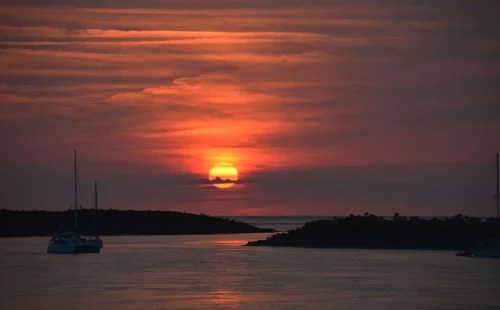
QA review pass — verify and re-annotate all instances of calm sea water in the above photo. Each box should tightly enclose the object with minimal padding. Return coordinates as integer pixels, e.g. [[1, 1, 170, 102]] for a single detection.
[[1, 233, 499, 310], [227, 216, 333, 231]]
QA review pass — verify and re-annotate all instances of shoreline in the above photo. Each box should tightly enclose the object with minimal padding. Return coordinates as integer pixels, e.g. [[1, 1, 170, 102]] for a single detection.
[[245, 242, 466, 251], [1, 231, 275, 238], [244, 214, 500, 251], [0, 209, 276, 237]]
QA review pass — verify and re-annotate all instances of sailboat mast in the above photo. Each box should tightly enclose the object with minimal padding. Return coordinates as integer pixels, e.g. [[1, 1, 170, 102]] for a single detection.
[[94, 181, 98, 234], [95, 181, 98, 211], [497, 152, 499, 219], [74, 149, 78, 231]]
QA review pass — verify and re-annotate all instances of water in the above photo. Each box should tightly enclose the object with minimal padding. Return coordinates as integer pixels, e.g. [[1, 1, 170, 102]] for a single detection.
[[1, 234, 499, 310], [227, 216, 332, 232]]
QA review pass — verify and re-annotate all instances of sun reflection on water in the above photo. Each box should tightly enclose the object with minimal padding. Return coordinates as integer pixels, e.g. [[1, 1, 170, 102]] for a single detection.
[[208, 289, 244, 307], [216, 239, 248, 246]]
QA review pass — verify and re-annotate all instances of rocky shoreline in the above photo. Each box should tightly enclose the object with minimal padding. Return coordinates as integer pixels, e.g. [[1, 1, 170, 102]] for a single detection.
[[246, 213, 500, 251]]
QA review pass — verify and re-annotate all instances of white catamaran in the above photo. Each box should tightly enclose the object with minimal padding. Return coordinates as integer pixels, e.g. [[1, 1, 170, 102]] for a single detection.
[[47, 150, 101, 254]]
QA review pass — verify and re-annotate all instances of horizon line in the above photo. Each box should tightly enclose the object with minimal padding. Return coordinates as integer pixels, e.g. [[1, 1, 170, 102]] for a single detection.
[[1, 208, 495, 218]]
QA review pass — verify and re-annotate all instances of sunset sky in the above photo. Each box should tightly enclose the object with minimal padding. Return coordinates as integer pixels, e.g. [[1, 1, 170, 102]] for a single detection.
[[1, 0, 499, 216]]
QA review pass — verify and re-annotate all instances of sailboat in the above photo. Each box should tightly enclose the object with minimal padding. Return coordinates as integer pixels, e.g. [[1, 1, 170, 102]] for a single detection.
[[47, 150, 101, 254], [456, 153, 500, 258], [86, 181, 104, 248]]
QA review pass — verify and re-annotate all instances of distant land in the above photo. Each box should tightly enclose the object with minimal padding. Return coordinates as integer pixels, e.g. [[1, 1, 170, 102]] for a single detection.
[[246, 213, 500, 251], [0, 209, 275, 237]]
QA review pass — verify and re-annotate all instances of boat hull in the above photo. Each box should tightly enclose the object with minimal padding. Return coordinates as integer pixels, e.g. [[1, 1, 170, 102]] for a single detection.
[[86, 239, 104, 248], [74, 244, 101, 253], [456, 250, 500, 258], [47, 244, 101, 254]]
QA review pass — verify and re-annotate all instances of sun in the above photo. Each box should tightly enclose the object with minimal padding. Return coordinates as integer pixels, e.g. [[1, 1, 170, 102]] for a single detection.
[[209, 162, 238, 189]]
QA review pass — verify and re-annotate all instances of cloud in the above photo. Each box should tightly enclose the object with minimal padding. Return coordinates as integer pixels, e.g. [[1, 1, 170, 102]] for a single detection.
[[0, 0, 499, 215]]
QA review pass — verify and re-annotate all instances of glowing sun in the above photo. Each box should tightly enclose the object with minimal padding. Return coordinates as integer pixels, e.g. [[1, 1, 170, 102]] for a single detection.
[[209, 162, 238, 189]]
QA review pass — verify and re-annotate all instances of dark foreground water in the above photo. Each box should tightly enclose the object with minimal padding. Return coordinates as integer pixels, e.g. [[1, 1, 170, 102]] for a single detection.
[[1, 234, 499, 310]]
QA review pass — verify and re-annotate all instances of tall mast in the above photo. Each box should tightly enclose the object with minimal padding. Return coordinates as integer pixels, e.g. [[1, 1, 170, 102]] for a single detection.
[[496, 153, 499, 219], [74, 149, 78, 231], [94, 181, 98, 234], [95, 181, 98, 211]]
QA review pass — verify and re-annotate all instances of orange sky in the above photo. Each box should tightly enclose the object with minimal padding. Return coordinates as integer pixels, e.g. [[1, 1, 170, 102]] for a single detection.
[[1, 1, 499, 216]]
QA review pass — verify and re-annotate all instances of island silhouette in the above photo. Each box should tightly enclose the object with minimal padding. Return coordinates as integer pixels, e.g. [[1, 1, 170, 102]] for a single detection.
[[0, 209, 274, 237], [210, 177, 235, 184], [246, 213, 500, 251]]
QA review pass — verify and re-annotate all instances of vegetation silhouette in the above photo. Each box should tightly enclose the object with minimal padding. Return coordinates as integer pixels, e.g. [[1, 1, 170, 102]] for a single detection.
[[0, 209, 275, 237], [246, 213, 500, 250], [211, 177, 235, 184]]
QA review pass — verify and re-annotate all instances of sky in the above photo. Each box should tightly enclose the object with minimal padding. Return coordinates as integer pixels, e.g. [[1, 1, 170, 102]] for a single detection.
[[1, 0, 499, 216]]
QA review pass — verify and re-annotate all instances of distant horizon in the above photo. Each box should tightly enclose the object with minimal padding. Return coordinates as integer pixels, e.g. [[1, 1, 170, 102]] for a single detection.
[[2, 208, 498, 219]]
